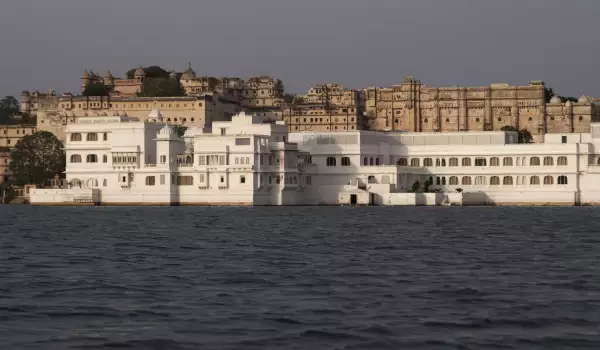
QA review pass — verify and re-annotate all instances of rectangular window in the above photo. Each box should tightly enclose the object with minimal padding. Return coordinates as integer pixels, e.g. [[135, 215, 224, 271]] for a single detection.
[[199, 174, 205, 182], [160, 175, 165, 185], [235, 138, 251, 145], [198, 156, 205, 165], [219, 156, 225, 165], [220, 176, 225, 183], [160, 155, 166, 164], [146, 176, 156, 186], [220, 128, 226, 135], [176, 176, 194, 186], [240, 175, 246, 184], [562, 136, 567, 144]]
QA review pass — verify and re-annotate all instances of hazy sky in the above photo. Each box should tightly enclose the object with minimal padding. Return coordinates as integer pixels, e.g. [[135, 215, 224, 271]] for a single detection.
[[1, 0, 598, 98]]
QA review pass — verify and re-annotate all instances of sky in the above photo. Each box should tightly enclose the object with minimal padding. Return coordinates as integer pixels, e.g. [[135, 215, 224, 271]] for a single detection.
[[1, 0, 598, 99]]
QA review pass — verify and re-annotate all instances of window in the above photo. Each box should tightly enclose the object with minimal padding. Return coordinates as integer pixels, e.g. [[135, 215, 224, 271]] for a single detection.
[[562, 136, 567, 144], [449, 157, 458, 167], [490, 157, 500, 166], [70, 133, 82, 141], [198, 156, 206, 165], [369, 158, 374, 166], [462, 158, 471, 166], [462, 176, 472, 185], [199, 174, 205, 182], [176, 176, 194, 185], [86, 133, 98, 141], [557, 156, 567, 166], [475, 157, 487, 166], [503, 157, 513, 166], [103, 179, 107, 187], [397, 158, 408, 166], [375, 158, 380, 165], [490, 176, 500, 185], [341, 157, 351, 166], [475, 176, 486, 185], [220, 176, 225, 183], [103, 133, 108, 141], [503, 176, 513, 185], [235, 138, 251, 145], [146, 176, 156, 186], [436, 158, 441, 167], [543, 176, 554, 185], [86, 154, 98, 163], [160, 155, 167, 164], [240, 175, 246, 184], [423, 158, 433, 167], [449, 176, 459, 185], [103, 155, 108, 163], [530, 157, 540, 166], [543, 156, 554, 166], [326, 157, 336, 166], [160, 175, 165, 185], [363, 157, 368, 166], [530, 176, 540, 185], [558, 176, 568, 185], [70, 154, 82, 163], [220, 128, 226, 135]]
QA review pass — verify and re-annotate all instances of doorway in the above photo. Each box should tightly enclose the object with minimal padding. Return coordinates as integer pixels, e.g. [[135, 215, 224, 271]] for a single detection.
[[350, 194, 357, 205]]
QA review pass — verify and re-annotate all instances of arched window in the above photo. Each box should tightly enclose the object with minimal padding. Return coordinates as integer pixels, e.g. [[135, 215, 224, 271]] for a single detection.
[[530, 156, 540, 166], [449, 176, 459, 185], [449, 157, 458, 167], [558, 175, 568, 185], [146, 176, 156, 186], [186, 155, 193, 164], [436, 177, 441, 185], [369, 157, 374, 166], [475, 157, 487, 166], [490, 176, 500, 185], [462, 176, 472, 185], [490, 157, 500, 166], [86, 154, 98, 163], [70, 133, 82, 142], [435, 158, 441, 167], [368, 175, 377, 184], [462, 158, 471, 166], [503, 176, 513, 185], [410, 158, 420, 167], [103, 155, 108, 163], [70, 154, 82, 163], [341, 157, 351, 166], [475, 176, 487, 185], [86, 133, 98, 141], [103, 179, 107, 187], [441, 159, 446, 166], [530, 176, 540, 185], [103, 133, 108, 141], [397, 158, 408, 166], [363, 157, 368, 166], [503, 157, 513, 166], [442, 177, 446, 185], [516, 157, 521, 166], [543, 156, 554, 166], [326, 157, 336, 166], [235, 157, 239, 164], [375, 158, 380, 165], [423, 158, 433, 167], [557, 156, 567, 166], [543, 176, 554, 185]]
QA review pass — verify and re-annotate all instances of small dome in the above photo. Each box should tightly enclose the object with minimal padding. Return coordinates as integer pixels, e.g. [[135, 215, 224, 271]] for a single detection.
[[181, 62, 196, 79], [134, 67, 146, 77], [549, 95, 562, 104], [158, 124, 174, 137], [578, 95, 591, 104], [169, 70, 177, 79], [148, 108, 163, 121]]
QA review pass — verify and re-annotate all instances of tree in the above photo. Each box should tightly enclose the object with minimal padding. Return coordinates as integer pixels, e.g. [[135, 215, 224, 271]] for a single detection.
[[0, 96, 20, 124], [171, 125, 187, 137], [411, 180, 420, 192], [9, 131, 65, 186], [501, 125, 533, 143], [138, 78, 184, 97], [126, 65, 170, 79], [82, 83, 109, 96]]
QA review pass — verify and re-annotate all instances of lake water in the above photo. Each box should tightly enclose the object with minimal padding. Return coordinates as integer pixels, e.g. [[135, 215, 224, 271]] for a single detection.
[[2, 206, 600, 349]]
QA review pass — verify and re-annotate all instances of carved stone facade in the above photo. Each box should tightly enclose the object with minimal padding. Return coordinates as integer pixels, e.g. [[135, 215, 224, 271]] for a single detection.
[[361, 77, 600, 141]]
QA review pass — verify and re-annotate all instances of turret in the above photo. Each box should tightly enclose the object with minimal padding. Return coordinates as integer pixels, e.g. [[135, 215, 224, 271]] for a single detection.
[[81, 70, 91, 92]]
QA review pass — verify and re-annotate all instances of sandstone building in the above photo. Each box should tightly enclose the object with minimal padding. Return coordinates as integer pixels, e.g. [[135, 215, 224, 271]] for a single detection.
[[0, 125, 37, 184]]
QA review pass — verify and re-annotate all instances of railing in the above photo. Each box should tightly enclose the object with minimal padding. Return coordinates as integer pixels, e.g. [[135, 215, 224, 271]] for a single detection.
[[145, 163, 157, 167]]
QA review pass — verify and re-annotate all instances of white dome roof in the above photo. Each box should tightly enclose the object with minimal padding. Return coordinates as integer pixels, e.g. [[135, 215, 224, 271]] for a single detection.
[[148, 108, 163, 121], [549, 96, 562, 104], [579, 95, 591, 104], [158, 124, 174, 137]]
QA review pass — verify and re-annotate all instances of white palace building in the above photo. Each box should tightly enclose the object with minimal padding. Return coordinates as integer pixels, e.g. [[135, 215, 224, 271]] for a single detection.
[[29, 109, 600, 206]]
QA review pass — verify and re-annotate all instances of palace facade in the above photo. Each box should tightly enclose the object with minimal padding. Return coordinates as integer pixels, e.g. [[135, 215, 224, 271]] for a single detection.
[[28, 110, 600, 206], [0, 125, 37, 184]]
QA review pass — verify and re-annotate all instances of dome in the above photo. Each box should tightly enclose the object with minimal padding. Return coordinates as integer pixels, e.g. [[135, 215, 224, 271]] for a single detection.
[[134, 67, 146, 77], [578, 95, 591, 104], [148, 108, 163, 121], [158, 124, 174, 137], [549, 95, 562, 104], [169, 70, 177, 79], [181, 62, 196, 79]]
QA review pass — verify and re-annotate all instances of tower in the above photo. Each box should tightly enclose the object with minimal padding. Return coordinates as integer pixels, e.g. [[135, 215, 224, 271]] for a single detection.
[[81, 70, 91, 93]]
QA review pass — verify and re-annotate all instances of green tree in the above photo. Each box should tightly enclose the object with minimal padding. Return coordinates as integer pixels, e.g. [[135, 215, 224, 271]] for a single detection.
[[82, 83, 109, 96], [126, 65, 170, 79], [411, 180, 420, 192], [0, 96, 20, 124], [501, 125, 533, 144], [9, 131, 65, 185], [138, 78, 184, 97], [171, 125, 187, 137]]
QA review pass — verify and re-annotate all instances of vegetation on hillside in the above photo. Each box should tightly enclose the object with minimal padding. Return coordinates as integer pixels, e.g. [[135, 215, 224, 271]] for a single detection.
[[138, 78, 185, 97], [9, 131, 65, 185], [82, 83, 109, 97]]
